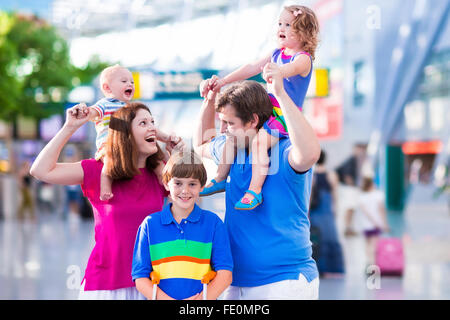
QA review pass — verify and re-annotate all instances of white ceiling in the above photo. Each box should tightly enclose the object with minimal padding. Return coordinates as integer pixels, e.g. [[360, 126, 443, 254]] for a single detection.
[[50, 0, 279, 37]]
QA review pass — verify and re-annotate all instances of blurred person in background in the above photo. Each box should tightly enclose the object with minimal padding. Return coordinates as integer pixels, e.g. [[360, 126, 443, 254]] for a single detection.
[[30, 102, 184, 300], [199, 5, 319, 211], [357, 176, 390, 266], [309, 150, 345, 277], [336, 144, 367, 236], [17, 160, 35, 221]]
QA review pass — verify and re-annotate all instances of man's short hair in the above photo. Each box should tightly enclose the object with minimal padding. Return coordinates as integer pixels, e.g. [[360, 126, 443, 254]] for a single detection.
[[216, 81, 273, 129], [162, 150, 207, 187]]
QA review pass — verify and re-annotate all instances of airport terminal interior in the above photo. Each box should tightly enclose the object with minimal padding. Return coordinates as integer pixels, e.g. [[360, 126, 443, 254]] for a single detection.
[[0, 0, 449, 300]]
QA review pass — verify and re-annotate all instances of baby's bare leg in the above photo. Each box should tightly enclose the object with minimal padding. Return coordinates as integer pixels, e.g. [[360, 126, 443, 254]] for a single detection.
[[100, 156, 113, 201]]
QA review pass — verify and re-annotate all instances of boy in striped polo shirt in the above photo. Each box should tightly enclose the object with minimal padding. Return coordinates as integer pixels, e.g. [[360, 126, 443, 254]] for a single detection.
[[132, 151, 233, 300], [84, 64, 176, 201]]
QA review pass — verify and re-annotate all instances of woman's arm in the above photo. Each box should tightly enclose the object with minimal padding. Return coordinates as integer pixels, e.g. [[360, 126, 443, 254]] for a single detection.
[[30, 104, 90, 185]]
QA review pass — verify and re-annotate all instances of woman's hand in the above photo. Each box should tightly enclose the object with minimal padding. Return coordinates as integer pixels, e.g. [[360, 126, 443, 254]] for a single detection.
[[64, 103, 90, 131], [165, 134, 185, 154]]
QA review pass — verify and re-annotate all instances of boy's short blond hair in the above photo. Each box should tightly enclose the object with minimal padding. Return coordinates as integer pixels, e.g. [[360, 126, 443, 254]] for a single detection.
[[99, 64, 124, 94], [162, 150, 207, 187]]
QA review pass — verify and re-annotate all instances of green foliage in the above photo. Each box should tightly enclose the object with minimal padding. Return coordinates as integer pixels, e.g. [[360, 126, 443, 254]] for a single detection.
[[0, 11, 108, 122]]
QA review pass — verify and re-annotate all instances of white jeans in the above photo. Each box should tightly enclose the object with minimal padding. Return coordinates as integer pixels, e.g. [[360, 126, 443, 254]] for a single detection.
[[78, 280, 146, 300], [221, 274, 319, 300]]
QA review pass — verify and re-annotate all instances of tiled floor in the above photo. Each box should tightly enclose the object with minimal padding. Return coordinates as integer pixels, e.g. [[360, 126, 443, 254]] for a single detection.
[[0, 183, 448, 300]]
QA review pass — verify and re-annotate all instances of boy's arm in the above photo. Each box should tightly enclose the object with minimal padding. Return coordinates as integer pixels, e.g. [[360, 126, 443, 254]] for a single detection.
[[204, 270, 232, 300]]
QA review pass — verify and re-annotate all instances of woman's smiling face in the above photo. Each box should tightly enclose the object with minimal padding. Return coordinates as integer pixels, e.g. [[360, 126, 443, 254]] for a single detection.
[[131, 108, 158, 158]]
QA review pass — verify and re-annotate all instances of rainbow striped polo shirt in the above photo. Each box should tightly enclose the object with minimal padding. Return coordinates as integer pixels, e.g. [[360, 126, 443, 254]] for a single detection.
[[132, 203, 233, 300]]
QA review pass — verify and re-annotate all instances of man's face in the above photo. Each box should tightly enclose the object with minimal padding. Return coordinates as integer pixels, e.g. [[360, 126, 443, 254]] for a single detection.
[[218, 104, 258, 148]]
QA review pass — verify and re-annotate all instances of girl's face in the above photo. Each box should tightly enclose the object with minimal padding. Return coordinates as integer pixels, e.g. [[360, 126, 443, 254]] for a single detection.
[[277, 10, 301, 50], [131, 108, 158, 158], [166, 177, 203, 212], [104, 68, 135, 102]]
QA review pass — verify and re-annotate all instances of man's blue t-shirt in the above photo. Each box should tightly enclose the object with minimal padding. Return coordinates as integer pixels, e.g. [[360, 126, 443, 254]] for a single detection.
[[210, 135, 318, 287]]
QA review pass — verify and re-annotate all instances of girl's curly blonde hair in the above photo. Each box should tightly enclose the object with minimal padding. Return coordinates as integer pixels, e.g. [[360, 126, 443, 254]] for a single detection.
[[283, 5, 320, 60]]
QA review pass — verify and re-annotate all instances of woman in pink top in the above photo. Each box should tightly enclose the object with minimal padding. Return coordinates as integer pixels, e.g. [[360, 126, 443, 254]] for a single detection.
[[30, 102, 183, 299]]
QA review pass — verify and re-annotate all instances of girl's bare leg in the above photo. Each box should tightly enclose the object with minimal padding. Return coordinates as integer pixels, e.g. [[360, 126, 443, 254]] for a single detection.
[[241, 130, 278, 202]]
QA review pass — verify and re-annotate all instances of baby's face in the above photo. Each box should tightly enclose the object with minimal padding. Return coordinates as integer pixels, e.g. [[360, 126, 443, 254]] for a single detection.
[[104, 68, 135, 102]]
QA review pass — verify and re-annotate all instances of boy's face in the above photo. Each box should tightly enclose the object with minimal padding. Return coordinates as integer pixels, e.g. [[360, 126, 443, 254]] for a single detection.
[[103, 68, 135, 102], [165, 177, 204, 211]]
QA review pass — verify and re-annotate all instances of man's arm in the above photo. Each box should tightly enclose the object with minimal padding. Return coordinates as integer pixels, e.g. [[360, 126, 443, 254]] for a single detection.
[[193, 89, 219, 160], [264, 63, 321, 172]]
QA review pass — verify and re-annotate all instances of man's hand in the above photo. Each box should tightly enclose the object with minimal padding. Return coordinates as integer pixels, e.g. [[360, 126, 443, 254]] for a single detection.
[[263, 62, 285, 97], [200, 75, 223, 98]]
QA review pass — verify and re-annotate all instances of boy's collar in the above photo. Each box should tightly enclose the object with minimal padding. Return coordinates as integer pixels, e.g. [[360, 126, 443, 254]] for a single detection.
[[161, 203, 202, 225]]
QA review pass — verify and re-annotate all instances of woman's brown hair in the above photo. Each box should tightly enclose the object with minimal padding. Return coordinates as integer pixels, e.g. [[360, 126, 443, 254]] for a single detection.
[[283, 5, 320, 60], [104, 102, 165, 180]]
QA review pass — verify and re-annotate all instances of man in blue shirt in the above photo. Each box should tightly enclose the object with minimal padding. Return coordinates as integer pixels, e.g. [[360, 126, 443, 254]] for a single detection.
[[193, 64, 321, 299]]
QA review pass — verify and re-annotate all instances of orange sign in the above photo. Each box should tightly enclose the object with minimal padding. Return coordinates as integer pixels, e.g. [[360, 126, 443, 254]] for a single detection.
[[402, 141, 443, 155]]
